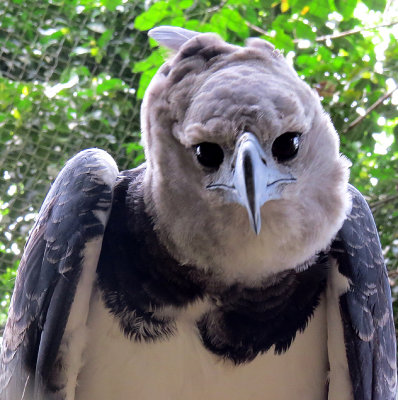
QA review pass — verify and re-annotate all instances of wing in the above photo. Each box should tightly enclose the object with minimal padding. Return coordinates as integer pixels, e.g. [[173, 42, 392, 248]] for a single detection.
[[330, 184, 397, 400], [0, 149, 118, 400]]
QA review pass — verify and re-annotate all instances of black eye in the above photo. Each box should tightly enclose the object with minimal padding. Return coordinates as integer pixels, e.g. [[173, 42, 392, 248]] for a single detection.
[[272, 132, 301, 162], [194, 142, 224, 169]]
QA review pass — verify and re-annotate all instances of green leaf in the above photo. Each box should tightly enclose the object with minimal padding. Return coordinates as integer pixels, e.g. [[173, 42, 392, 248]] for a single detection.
[[124, 141, 144, 155], [96, 78, 127, 94], [244, 6, 260, 25], [100, 0, 123, 11], [76, 89, 95, 98], [133, 51, 164, 73], [134, 2, 169, 31], [270, 28, 295, 52], [317, 46, 332, 60], [137, 68, 158, 99], [361, 0, 385, 11], [335, 0, 357, 19], [296, 54, 318, 67], [210, 12, 228, 31], [184, 20, 215, 34], [17, 98, 33, 112], [272, 15, 289, 30], [308, 0, 330, 19], [98, 29, 114, 48], [169, 17, 186, 27], [177, 0, 194, 9], [294, 20, 316, 40], [133, 59, 153, 73], [220, 8, 250, 39]]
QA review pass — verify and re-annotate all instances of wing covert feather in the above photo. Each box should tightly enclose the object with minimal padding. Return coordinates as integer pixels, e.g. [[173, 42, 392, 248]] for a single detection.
[[331, 185, 397, 400], [0, 148, 118, 400]]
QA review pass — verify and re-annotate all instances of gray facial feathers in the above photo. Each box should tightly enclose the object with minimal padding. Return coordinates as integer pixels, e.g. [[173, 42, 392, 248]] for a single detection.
[[141, 26, 350, 282]]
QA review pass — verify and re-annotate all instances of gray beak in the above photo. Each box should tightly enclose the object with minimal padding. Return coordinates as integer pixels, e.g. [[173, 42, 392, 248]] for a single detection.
[[233, 133, 295, 235]]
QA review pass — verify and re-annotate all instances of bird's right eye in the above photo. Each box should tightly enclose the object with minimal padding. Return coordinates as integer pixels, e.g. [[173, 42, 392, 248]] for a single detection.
[[194, 142, 224, 169]]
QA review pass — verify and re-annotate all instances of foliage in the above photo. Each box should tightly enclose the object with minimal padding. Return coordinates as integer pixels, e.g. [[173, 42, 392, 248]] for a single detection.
[[0, 0, 397, 329]]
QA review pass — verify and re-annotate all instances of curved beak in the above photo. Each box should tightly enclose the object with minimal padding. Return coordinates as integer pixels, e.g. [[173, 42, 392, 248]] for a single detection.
[[232, 133, 295, 235]]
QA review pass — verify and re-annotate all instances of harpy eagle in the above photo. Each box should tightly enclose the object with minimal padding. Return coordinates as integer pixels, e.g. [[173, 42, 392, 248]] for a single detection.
[[0, 26, 396, 400]]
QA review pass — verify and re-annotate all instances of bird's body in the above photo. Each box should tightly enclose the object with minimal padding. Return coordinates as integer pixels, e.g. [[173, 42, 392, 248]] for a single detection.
[[0, 26, 396, 400], [73, 289, 329, 400], [74, 166, 330, 400], [51, 165, 344, 400]]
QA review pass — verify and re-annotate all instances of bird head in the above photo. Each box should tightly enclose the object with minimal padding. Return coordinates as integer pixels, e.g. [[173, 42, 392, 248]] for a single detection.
[[141, 27, 351, 284]]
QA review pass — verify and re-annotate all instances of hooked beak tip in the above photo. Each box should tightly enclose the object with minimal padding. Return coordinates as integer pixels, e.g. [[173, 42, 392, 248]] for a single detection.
[[249, 213, 262, 236]]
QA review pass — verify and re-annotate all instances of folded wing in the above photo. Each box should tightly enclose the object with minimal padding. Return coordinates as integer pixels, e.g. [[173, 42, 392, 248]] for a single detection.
[[0, 149, 118, 400]]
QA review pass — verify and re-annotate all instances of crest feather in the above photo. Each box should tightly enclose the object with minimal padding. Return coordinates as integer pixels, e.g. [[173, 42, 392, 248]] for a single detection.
[[148, 26, 199, 51]]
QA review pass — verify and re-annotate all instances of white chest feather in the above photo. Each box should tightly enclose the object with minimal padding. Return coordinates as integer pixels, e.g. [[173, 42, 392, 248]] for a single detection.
[[325, 259, 353, 400], [74, 290, 329, 400]]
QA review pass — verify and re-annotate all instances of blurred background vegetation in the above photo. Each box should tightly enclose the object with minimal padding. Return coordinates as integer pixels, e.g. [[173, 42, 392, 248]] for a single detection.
[[0, 0, 397, 334]]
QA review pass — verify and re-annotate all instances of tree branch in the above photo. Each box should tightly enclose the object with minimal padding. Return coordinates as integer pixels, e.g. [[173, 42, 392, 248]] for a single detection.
[[370, 194, 398, 212], [189, 0, 227, 18], [205, 0, 228, 14], [343, 87, 398, 134], [388, 269, 398, 280], [245, 21, 272, 38], [244, 20, 398, 46], [315, 20, 398, 42]]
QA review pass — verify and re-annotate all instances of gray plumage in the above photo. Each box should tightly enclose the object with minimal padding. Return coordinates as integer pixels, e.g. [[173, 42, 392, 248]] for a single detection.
[[0, 26, 396, 400]]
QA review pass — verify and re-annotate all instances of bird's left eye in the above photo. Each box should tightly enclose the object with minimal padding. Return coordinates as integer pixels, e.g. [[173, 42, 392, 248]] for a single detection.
[[272, 132, 301, 162], [194, 142, 224, 169]]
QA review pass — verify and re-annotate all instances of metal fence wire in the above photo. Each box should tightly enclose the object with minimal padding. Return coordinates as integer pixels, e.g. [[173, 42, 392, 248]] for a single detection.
[[0, 0, 150, 285]]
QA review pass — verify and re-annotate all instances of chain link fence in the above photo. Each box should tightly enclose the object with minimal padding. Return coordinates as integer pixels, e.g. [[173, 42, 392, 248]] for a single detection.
[[0, 0, 151, 291], [1, 0, 398, 334]]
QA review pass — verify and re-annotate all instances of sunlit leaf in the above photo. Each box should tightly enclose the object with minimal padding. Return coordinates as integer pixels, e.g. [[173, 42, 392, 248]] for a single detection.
[[281, 0, 290, 13], [11, 108, 21, 120], [100, 0, 123, 11], [88, 22, 107, 33]]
